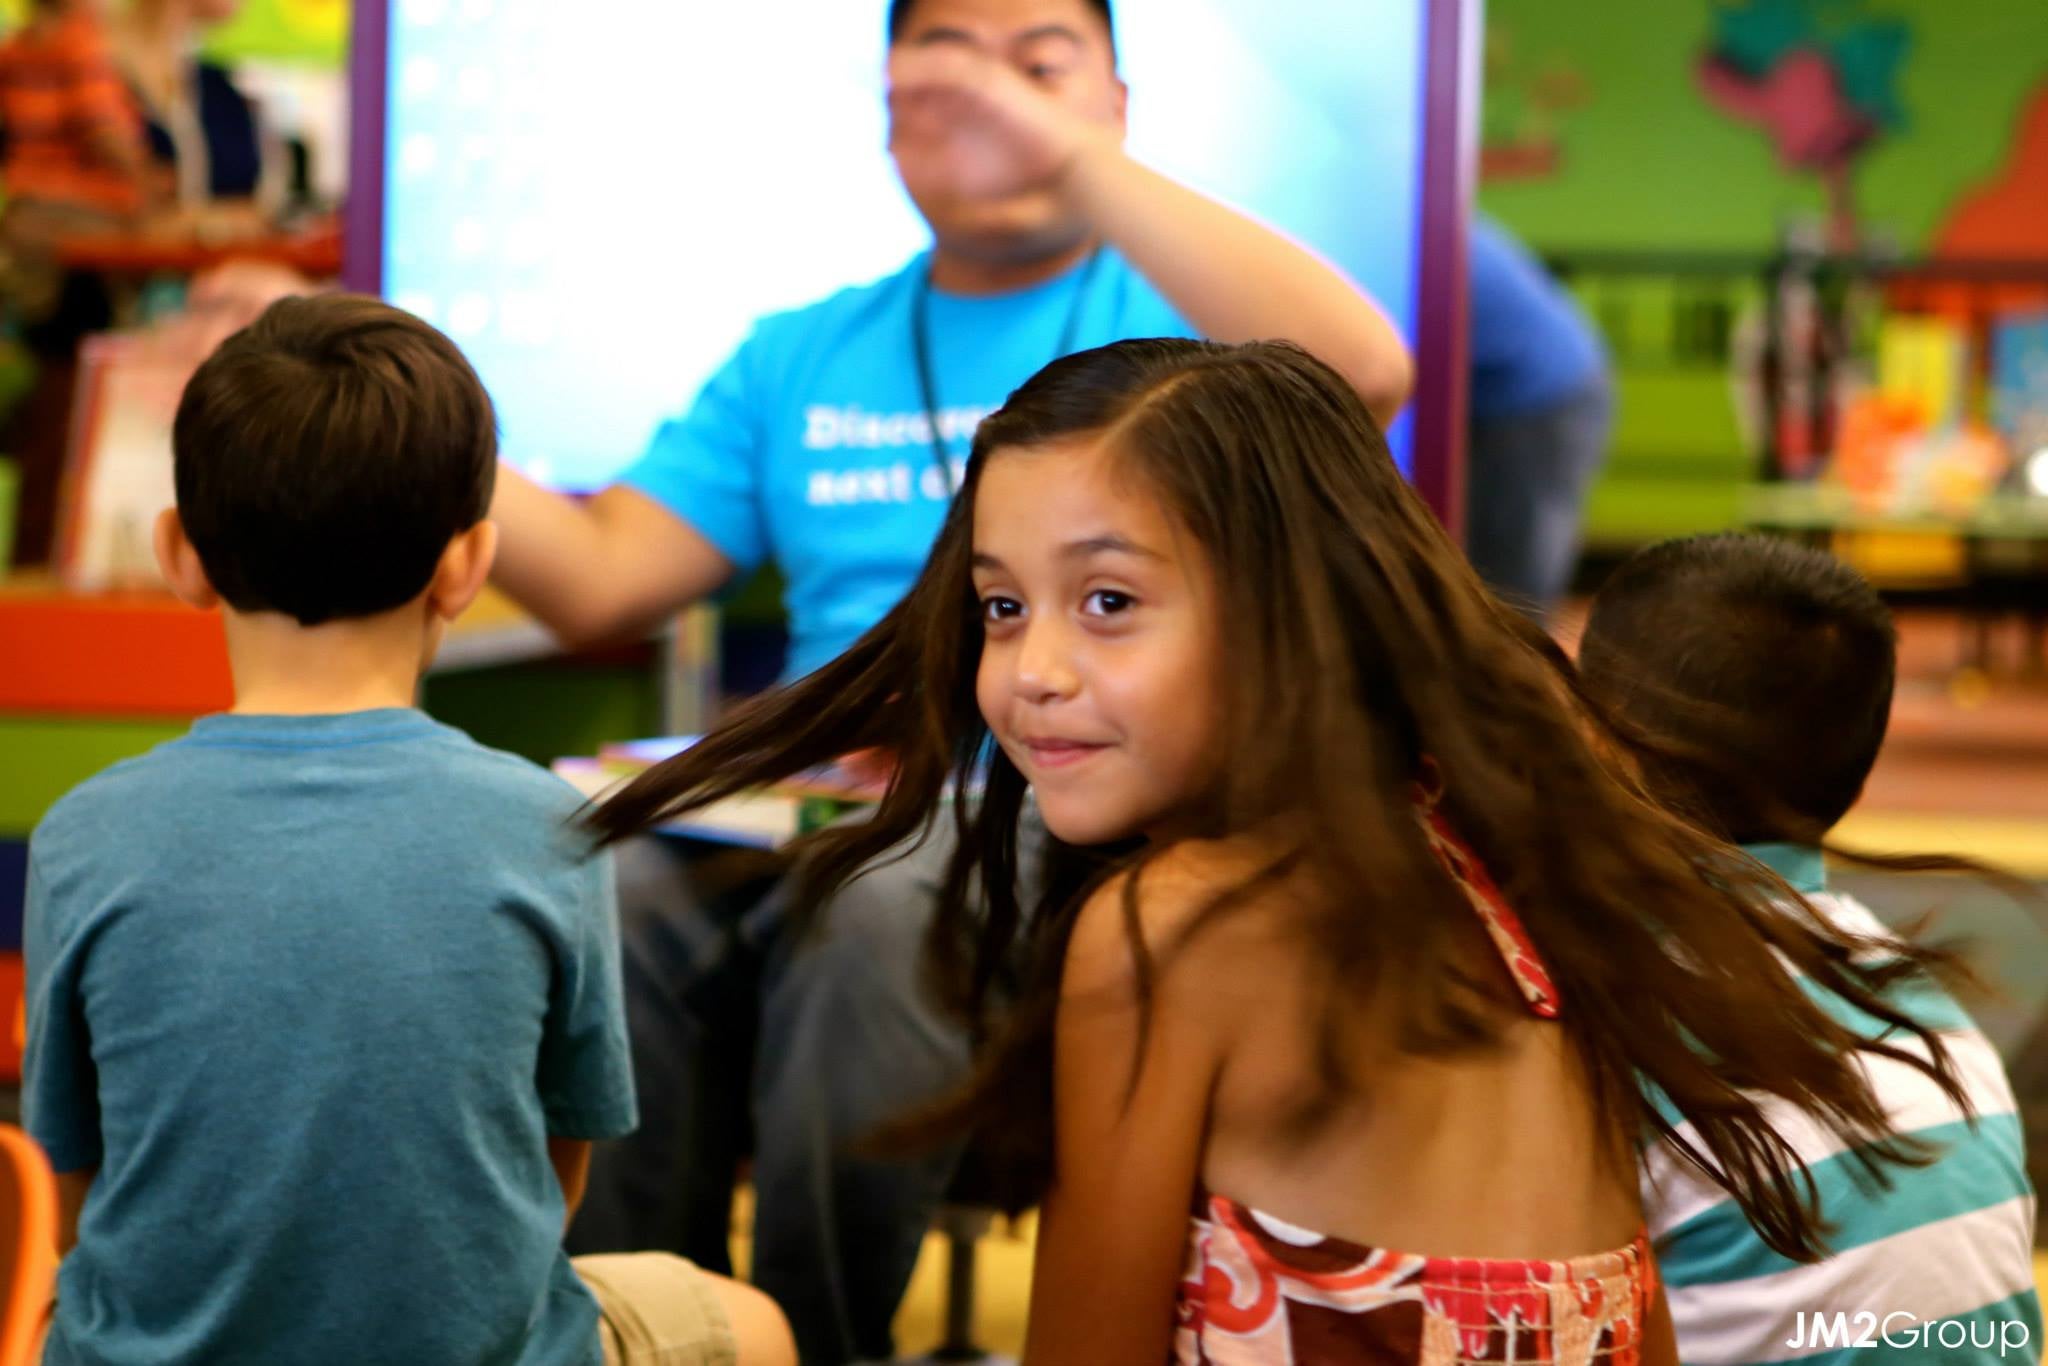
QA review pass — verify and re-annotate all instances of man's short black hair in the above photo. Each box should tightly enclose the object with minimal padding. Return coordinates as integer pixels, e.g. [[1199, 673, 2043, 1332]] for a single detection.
[[886, 0, 1114, 43], [172, 294, 497, 627], [1578, 533, 1897, 844]]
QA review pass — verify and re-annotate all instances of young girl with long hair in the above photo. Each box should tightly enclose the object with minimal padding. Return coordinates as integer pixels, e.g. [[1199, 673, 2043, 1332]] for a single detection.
[[591, 339, 1964, 1365]]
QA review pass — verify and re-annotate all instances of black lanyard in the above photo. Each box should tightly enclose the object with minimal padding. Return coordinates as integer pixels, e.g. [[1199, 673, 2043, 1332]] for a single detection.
[[910, 245, 1105, 497]]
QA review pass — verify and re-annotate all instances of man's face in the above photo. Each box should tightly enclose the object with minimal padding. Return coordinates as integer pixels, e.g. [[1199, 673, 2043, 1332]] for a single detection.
[[890, 0, 1127, 264]]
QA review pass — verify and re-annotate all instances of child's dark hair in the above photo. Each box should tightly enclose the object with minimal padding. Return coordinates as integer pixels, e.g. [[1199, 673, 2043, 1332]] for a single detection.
[[591, 338, 1965, 1262], [887, 0, 1113, 44], [172, 293, 496, 627], [1579, 534, 1894, 845]]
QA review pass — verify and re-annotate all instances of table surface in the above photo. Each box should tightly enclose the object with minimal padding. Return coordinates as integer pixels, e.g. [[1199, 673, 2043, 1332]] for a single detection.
[[1745, 482, 2048, 538]]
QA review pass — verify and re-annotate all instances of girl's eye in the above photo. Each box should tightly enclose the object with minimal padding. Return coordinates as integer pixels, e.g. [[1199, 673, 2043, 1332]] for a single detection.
[[981, 596, 1024, 623], [1082, 589, 1134, 617], [1026, 63, 1065, 82]]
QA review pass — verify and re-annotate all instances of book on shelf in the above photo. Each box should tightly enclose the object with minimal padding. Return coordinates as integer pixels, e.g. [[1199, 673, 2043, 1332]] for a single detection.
[[1992, 311, 2048, 459], [1876, 314, 1969, 430]]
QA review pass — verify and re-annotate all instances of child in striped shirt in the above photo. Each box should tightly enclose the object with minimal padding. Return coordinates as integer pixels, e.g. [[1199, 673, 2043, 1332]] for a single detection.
[[1580, 533, 2039, 1366], [0, 0, 148, 326], [0, 0, 147, 227]]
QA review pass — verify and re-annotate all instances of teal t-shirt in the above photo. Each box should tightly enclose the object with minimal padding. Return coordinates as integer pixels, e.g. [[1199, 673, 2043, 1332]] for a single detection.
[[621, 247, 1197, 682], [24, 710, 634, 1366]]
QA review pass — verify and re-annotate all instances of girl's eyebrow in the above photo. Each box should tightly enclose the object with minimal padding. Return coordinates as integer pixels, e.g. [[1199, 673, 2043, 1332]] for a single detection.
[[971, 536, 1165, 574], [1061, 534, 1165, 562]]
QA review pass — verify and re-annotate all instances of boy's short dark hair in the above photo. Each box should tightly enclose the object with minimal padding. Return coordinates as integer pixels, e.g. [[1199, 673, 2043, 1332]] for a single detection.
[[172, 294, 497, 627], [1578, 533, 1896, 844], [887, 0, 1114, 44]]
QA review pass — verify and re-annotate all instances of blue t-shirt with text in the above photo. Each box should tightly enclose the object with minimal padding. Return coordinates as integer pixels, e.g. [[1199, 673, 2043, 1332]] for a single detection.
[[24, 709, 635, 1366], [622, 248, 1196, 681]]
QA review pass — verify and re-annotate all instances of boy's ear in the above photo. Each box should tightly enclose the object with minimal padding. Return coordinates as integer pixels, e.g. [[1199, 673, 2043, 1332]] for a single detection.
[[426, 520, 498, 623], [152, 508, 220, 609]]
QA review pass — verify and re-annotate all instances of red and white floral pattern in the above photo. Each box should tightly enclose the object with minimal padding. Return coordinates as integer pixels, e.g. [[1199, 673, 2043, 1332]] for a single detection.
[[1175, 1196, 1656, 1366]]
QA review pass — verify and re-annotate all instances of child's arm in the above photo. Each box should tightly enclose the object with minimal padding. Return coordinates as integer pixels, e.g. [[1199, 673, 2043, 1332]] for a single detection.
[[537, 844, 637, 1226], [55, 1169, 95, 1255], [1022, 863, 1231, 1366], [22, 843, 108, 1259], [547, 1139, 591, 1232]]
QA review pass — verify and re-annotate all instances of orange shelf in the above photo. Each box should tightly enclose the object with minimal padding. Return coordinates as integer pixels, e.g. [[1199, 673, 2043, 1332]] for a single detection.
[[53, 221, 344, 279], [0, 581, 231, 717], [0, 580, 557, 718]]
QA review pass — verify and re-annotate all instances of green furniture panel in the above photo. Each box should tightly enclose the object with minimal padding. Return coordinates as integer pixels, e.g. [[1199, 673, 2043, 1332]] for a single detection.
[[0, 715, 189, 836]]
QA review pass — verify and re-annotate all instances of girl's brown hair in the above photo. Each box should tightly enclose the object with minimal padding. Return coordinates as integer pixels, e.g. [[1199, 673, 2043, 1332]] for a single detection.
[[591, 338, 1965, 1260]]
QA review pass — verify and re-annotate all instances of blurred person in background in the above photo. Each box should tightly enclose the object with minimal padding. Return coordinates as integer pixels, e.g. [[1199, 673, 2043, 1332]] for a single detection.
[[0, 0, 151, 566], [0, 0, 148, 319], [484, 0, 1411, 1360], [114, 0, 282, 232], [1465, 212, 1613, 617], [0, 0, 279, 569]]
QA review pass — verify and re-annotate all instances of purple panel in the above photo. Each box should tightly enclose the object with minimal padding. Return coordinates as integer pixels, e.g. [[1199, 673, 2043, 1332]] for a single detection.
[[342, 0, 390, 295], [1411, 0, 1480, 533]]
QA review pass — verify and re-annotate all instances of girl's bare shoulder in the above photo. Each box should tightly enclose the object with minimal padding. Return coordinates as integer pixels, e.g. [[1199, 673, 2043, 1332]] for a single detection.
[[1063, 835, 1310, 1003]]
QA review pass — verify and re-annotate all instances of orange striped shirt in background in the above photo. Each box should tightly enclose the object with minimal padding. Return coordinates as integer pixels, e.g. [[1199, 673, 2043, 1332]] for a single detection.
[[0, 12, 145, 216]]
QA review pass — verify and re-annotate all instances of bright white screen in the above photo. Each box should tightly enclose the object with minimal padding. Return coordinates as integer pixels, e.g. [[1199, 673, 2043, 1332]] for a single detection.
[[380, 0, 1426, 488]]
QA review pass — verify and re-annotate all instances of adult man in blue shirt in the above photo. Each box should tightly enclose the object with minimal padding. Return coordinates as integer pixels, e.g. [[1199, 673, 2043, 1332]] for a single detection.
[[487, 2, 1412, 1360], [1464, 213, 1613, 614]]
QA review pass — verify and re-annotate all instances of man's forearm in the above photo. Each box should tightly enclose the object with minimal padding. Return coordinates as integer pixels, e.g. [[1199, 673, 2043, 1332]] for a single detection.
[[488, 466, 624, 646], [488, 467, 734, 649], [1063, 141, 1413, 425]]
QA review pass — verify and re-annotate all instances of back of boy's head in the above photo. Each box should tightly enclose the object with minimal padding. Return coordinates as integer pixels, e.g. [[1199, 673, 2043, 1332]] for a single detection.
[[1578, 533, 1895, 845], [173, 293, 496, 627]]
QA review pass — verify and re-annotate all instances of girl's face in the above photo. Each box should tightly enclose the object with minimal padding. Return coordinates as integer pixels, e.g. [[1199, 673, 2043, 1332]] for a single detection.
[[972, 437, 1222, 845]]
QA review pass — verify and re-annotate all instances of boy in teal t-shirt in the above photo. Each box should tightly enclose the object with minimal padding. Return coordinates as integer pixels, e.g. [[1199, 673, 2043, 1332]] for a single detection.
[[23, 296, 792, 1366]]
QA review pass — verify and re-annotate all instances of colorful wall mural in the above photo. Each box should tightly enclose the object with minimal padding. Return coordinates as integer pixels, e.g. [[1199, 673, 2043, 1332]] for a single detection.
[[1480, 0, 2048, 256]]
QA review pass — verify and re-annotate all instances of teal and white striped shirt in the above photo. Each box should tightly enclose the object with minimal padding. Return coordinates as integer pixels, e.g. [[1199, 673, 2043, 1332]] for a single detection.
[[1643, 844, 2040, 1366]]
